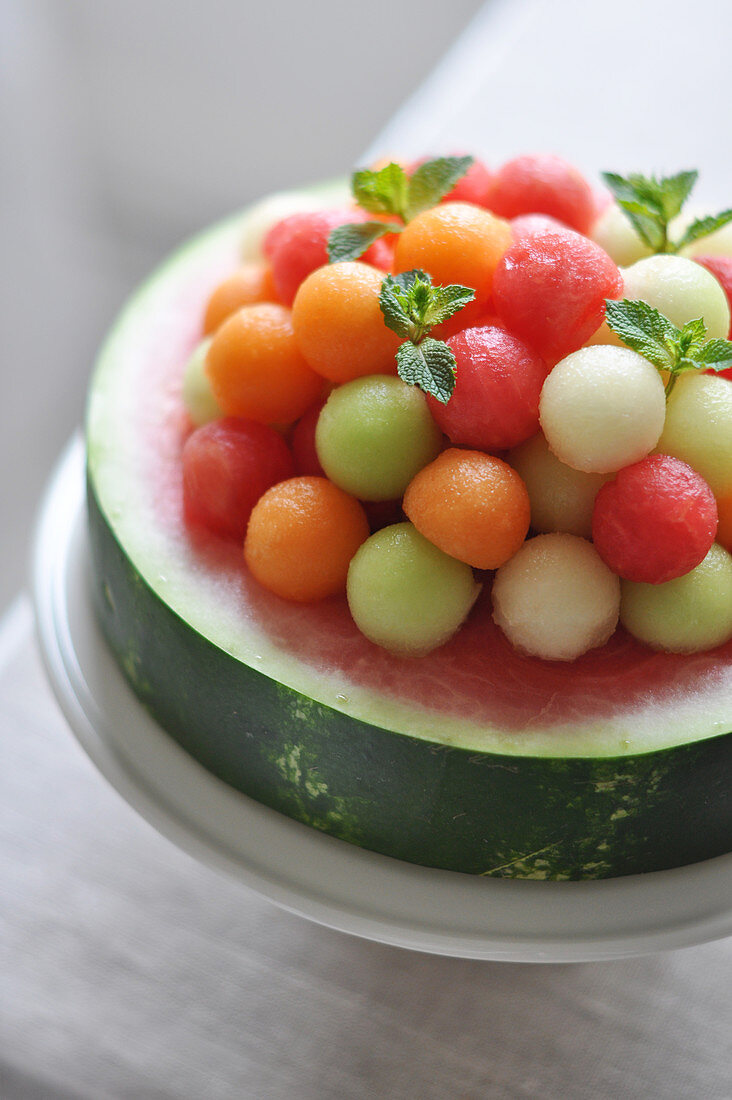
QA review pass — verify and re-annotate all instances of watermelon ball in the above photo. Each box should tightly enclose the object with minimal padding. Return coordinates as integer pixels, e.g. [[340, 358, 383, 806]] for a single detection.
[[589, 202, 653, 267], [292, 261, 402, 384], [592, 455, 718, 584], [291, 399, 327, 476], [403, 449, 530, 570], [508, 432, 609, 538], [539, 346, 666, 473], [492, 533, 621, 662], [244, 476, 369, 602], [206, 303, 323, 425], [347, 522, 481, 657], [492, 232, 623, 365], [182, 337, 222, 427], [425, 325, 548, 452], [238, 189, 342, 262], [266, 209, 393, 306], [657, 373, 732, 498], [315, 375, 442, 501], [182, 418, 294, 540], [622, 255, 730, 340], [510, 213, 575, 242], [620, 543, 732, 653], [715, 491, 732, 553], [692, 255, 732, 339], [485, 154, 596, 235]]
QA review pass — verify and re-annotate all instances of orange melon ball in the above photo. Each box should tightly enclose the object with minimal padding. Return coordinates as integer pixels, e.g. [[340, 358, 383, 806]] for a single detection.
[[206, 303, 323, 424], [394, 203, 512, 307], [244, 476, 370, 601], [203, 263, 278, 334], [292, 261, 402, 383], [403, 448, 530, 569]]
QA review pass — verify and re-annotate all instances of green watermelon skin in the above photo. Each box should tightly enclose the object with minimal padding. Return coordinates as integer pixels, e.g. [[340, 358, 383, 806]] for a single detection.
[[88, 479, 732, 881]]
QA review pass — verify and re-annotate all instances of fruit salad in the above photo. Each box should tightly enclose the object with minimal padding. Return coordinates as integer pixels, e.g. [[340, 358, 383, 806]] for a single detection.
[[180, 154, 732, 663]]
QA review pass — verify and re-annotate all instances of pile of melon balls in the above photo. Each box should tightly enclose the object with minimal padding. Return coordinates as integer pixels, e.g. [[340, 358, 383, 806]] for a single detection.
[[181, 154, 732, 661]]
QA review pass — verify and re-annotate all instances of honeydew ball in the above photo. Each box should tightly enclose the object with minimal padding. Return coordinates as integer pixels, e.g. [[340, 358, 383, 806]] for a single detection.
[[182, 337, 222, 426], [316, 375, 442, 501], [620, 543, 732, 653], [656, 373, 732, 497], [622, 254, 730, 339], [347, 522, 481, 657], [508, 432, 609, 537], [539, 346, 666, 473], [677, 213, 732, 258], [492, 533, 621, 661], [238, 188, 347, 262], [590, 203, 653, 267]]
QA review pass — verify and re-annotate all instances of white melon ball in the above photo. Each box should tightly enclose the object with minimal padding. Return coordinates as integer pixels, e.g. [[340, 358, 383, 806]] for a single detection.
[[492, 533, 621, 661], [656, 373, 732, 497], [508, 432, 609, 537], [621, 543, 732, 653], [676, 210, 732, 258], [539, 346, 666, 473], [182, 337, 222, 426], [590, 202, 653, 267], [622, 254, 730, 339], [238, 188, 347, 261]]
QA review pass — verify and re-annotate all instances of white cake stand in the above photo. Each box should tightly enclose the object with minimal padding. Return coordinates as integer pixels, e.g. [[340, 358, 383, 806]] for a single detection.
[[32, 438, 732, 962]]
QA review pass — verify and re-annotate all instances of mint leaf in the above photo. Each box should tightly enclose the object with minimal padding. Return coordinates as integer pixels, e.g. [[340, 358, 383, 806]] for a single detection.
[[352, 162, 409, 219], [405, 155, 474, 219], [423, 283, 476, 328], [327, 220, 399, 263], [396, 338, 456, 403], [676, 209, 732, 251], [379, 270, 474, 343], [604, 299, 678, 370], [379, 272, 422, 340], [677, 316, 708, 357], [691, 338, 732, 372], [602, 169, 700, 253]]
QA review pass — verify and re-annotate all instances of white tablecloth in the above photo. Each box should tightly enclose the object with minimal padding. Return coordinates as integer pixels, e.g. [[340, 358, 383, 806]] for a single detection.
[[1, 598, 731, 1098]]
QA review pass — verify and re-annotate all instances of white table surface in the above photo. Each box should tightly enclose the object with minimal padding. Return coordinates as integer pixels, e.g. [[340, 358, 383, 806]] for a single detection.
[[3, 1, 732, 1096]]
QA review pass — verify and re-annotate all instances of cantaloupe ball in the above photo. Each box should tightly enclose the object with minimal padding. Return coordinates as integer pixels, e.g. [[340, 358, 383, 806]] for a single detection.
[[590, 203, 653, 267], [622, 255, 730, 339], [620, 543, 732, 653], [347, 523, 481, 657], [508, 432, 610, 537], [656, 373, 732, 497], [238, 189, 347, 262], [539, 346, 666, 473], [182, 337, 222, 426], [492, 533, 621, 661]]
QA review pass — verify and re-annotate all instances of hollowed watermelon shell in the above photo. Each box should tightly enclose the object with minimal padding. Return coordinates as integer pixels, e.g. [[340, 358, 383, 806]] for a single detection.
[[86, 189, 732, 881]]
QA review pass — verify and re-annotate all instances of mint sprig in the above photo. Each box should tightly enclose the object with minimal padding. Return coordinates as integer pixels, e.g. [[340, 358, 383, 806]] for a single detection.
[[602, 170, 732, 254], [379, 270, 475, 403], [328, 156, 474, 263], [604, 298, 732, 395]]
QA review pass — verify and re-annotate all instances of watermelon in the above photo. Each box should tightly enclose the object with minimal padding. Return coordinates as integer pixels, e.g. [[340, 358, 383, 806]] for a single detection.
[[86, 189, 732, 881]]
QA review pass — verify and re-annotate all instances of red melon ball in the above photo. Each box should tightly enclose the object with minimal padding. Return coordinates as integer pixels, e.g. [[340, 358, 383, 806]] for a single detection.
[[486, 154, 597, 235], [591, 454, 718, 584]]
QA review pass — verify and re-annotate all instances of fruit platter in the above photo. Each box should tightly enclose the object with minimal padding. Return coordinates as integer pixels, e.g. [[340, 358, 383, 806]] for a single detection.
[[77, 154, 732, 886]]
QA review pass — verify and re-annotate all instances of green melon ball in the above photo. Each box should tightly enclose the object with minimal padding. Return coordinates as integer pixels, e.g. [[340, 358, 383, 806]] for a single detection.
[[620, 543, 732, 653], [508, 432, 610, 538], [677, 213, 732, 258], [316, 375, 443, 501], [622, 254, 731, 339], [182, 337, 222, 426], [539, 346, 666, 473], [656, 373, 732, 497], [491, 533, 621, 662], [590, 202, 653, 267], [347, 522, 481, 657]]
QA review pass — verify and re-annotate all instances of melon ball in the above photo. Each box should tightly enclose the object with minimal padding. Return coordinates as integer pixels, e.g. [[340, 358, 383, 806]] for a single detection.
[[508, 432, 609, 537], [590, 202, 653, 267], [182, 337, 222, 426], [622, 255, 730, 339], [539, 346, 666, 473], [238, 189, 346, 262], [347, 523, 481, 657], [620, 543, 732, 653], [657, 373, 732, 497], [491, 533, 621, 661], [679, 216, 732, 259], [315, 375, 442, 501]]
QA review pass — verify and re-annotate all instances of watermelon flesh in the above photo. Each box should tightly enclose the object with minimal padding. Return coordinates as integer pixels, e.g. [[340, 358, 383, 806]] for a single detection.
[[86, 198, 732, 878]]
